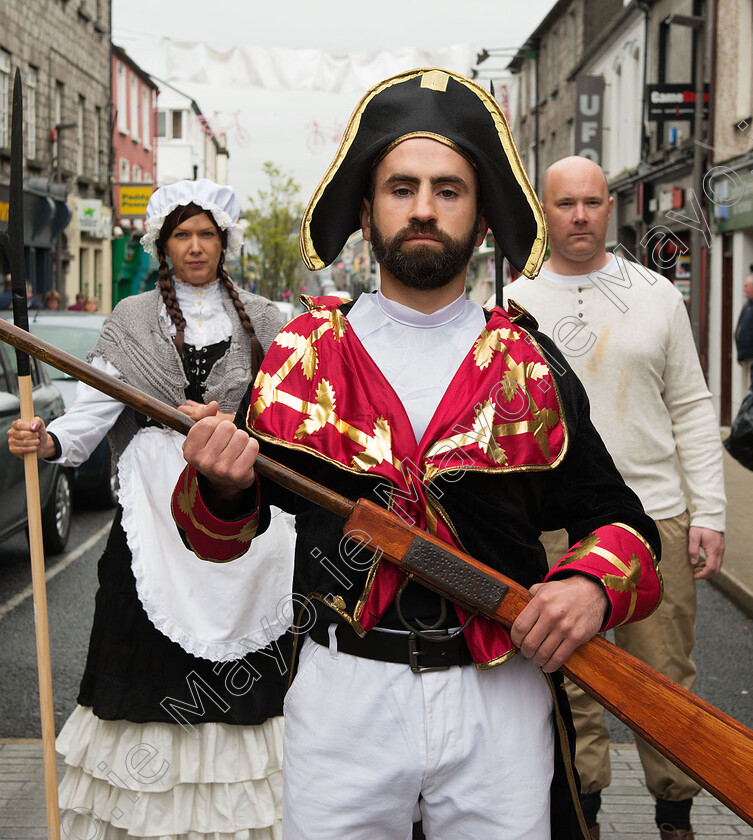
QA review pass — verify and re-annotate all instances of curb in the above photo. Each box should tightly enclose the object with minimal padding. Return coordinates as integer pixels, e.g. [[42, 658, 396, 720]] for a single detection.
[[710, 568, 753, 620]]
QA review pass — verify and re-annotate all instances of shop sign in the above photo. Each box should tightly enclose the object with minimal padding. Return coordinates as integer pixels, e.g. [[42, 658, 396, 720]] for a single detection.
[[575, 76, 605, 163], [119, 184, 153, 217], [647, 84, 709, 120], [78, 199, 102, 233], [709, 166, 753, 233]]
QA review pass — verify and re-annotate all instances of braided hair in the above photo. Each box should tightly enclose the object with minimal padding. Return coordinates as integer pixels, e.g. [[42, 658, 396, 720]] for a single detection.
[[155, 203, 264, 376]]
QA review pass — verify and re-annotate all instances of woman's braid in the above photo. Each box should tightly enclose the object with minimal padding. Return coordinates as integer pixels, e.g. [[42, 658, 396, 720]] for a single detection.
[[218, 250, 264, 377], [157, 251, 187, 355]]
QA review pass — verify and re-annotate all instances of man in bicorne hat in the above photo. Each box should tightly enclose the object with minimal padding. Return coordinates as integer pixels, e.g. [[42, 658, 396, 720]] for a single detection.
[[173, 69, 662, 839]]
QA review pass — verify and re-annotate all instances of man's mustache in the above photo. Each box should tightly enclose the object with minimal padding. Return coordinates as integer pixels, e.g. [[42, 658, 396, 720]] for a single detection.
[[395, 222, 451, 246]]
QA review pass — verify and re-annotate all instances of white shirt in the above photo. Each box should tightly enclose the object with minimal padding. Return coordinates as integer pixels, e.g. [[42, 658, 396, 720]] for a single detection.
[[505, 257, 726, 530], [347, 290, 486, 443]]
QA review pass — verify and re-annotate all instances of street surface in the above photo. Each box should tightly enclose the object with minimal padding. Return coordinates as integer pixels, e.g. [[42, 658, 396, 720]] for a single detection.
[[0, 507, 751, 738]]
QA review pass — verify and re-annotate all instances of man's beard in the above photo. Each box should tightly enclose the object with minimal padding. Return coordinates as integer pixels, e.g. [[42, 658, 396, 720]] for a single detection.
[[369, 215, 479, 291]]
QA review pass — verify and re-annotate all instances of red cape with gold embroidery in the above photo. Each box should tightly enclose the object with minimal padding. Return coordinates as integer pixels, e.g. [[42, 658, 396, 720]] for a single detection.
[[229, 295, 660, 666], [173, 295, 661, 667]]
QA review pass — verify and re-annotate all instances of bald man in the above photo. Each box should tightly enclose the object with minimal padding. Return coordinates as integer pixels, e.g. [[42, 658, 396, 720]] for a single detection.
[[505, 156, 726, 840]]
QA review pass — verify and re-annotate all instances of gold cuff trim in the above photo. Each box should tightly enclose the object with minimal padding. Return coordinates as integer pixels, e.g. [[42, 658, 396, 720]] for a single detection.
[[474, 647, 518, 670]]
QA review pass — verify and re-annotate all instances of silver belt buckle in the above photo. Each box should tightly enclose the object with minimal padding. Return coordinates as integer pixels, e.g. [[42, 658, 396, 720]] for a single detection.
[[408, 629, 452, 673]]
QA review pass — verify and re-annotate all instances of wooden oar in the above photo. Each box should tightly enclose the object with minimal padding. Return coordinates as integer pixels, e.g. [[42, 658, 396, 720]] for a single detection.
[[1, 315, 753, 825]]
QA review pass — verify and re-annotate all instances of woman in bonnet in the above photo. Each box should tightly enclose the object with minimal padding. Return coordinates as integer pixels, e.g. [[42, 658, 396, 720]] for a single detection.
[[8, 179, 293, 840]]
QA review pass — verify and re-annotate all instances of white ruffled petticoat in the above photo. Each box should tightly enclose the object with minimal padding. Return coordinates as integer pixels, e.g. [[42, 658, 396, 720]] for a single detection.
[[57, 706, 283, 839]]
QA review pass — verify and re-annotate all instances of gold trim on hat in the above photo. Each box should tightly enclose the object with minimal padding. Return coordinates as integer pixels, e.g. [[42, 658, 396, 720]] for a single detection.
[[299, 68, 547, 277], [372, 132, 478, 170]]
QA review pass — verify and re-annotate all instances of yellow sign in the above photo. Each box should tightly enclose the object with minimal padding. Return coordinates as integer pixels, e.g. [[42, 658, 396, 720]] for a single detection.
[[119, 185, 153, 217], [0, 201, 8, 223]]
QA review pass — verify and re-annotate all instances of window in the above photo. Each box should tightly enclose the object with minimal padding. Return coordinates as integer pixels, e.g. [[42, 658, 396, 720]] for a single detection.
[[94, 105, 101, 178], [119, 157, 130, 183], [26, 66, 37, 159], [0, 51, 10, 148], [130, 76, 139, 141], [171, 109, 182, 139], [77, 96, 85, 175], [142, 88, 151, 148], [157, 110, 166, 138], [550, 31, 558, 92], [132, 164, 141, 182], [54, 81, 63, 127], [117, 65, 127, 134], [737, 0, 753, 119]]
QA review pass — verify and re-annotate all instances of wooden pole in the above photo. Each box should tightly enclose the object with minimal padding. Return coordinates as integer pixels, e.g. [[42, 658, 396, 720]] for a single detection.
[[0, 68, 61, 839], [18, 377, 61, 838]]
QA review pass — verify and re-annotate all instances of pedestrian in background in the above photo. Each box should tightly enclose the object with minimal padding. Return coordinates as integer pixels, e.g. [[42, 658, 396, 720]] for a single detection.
[[0, 274, 12, 308], [44, 289, 61, 310], [82, 295, 98, 312], [505, 156, 726, 840], [8, 179, 292, 840], [68, 292, 85, 310], [735, 267, 753, 389]]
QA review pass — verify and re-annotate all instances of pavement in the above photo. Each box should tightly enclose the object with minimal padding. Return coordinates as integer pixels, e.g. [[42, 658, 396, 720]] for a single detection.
[[0, 441, 751, 840]]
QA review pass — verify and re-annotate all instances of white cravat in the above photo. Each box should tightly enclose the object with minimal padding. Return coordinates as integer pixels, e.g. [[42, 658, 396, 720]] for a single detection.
[[347, 290, 486, 443]]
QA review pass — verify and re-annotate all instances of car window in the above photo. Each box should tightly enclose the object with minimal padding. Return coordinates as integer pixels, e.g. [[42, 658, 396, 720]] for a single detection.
[[0, 347, 11, 394], [4, 347, 42, 388], [31, 324, 100, 381]]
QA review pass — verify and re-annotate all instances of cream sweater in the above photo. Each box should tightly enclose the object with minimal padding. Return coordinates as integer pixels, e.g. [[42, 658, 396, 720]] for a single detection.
[[505, 256, 726, 531]]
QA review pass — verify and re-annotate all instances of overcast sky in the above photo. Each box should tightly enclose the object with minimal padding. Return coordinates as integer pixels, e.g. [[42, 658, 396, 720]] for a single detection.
[[112, 1, 555, 206]]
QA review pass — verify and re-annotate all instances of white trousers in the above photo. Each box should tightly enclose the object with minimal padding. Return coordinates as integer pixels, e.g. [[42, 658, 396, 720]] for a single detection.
[[282, 629, 555, 840]]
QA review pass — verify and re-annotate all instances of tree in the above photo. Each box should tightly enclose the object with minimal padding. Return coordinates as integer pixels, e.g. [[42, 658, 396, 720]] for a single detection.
[[244, 162, 305, 300]]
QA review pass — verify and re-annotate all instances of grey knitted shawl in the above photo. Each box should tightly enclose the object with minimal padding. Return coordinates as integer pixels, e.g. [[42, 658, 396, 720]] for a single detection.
[[90, 286, 282, 459]]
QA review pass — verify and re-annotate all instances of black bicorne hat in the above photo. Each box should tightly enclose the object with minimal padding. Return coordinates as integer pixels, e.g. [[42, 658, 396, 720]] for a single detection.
[[300, 68, 547, 278]]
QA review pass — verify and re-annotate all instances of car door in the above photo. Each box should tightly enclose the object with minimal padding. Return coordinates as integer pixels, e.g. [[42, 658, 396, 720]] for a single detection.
[[0, 343, 65, 539]]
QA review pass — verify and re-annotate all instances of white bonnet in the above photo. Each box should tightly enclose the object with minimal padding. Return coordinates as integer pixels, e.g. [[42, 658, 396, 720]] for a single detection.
[[141, 179, 244, 259]]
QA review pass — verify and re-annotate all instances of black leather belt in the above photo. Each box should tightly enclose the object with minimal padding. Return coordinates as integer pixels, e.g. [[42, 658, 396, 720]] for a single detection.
[[309, 622, 474, 673]]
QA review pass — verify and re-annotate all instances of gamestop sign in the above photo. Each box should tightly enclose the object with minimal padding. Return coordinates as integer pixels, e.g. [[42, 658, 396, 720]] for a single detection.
[[575, 76, 605, 164]]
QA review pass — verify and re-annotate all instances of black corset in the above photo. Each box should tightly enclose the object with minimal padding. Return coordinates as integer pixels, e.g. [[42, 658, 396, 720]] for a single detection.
[[182, 338, 232, 402]]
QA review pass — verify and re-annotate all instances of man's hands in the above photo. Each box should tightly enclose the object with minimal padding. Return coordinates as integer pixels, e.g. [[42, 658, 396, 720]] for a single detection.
[[511, 575, 608, 673], [688, 526, 725, 579], [181, 415, 259, 504], [7, 417, 57, 460], [177, 399, 235, 424]]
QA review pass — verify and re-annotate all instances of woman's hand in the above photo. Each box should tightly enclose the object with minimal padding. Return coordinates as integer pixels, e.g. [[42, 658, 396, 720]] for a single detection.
[[7, 417, 57, 460], [177, 400, 235, 424]]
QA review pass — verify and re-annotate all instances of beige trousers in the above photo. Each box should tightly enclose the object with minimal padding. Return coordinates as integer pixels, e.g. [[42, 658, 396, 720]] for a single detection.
[[542, 511, 701, 801]]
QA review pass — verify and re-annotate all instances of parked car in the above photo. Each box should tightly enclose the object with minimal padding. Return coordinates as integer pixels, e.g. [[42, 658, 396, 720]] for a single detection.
[[0, 337, 72, 554], [27, 311, 118, 509]]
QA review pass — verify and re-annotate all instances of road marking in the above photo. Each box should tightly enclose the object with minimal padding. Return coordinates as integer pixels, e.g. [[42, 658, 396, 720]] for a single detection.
[[0, 522, 110, 622]]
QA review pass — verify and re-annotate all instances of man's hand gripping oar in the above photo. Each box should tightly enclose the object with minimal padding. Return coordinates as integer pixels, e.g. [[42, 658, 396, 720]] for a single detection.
[[1, 316, 753, 827]]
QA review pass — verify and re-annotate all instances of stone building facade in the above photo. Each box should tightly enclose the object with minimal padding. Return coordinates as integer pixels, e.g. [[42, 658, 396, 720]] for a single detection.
[[0, 0, 112, 310], [708, 0, 753, 419], [507, 0, 624, 191]]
